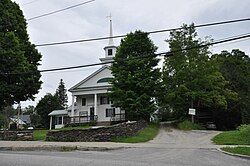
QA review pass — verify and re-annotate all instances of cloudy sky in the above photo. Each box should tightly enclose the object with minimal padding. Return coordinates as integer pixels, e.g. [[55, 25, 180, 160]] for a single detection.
[[13, 0, 250, 108]]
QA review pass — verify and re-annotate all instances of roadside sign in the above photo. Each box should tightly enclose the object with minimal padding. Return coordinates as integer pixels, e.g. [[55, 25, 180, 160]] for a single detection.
[[188, 108, 196, 115]]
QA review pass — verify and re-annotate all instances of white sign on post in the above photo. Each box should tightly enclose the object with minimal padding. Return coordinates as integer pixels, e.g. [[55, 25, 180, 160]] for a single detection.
[[188, 108, 196, 115]]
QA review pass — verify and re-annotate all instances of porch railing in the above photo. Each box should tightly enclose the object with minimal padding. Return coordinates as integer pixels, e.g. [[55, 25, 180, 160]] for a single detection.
[[111, 113, 126, 122], [70, 115, 98, 124]]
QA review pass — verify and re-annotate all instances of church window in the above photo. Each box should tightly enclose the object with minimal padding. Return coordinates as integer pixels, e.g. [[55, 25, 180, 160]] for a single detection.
[[100, 96, 109, 105], [97, 77, 112, 83], [108, 49, 113, 56], [81, 98, 86, 106]]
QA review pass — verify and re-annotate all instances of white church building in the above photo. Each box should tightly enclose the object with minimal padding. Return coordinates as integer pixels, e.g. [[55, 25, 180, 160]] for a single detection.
[[49, 18, 125, 129]]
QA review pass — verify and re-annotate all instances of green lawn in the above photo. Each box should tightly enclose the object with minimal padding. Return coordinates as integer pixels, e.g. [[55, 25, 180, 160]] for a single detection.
[[177, 120, 205, 131], [33, 130, 48, 141], [112, 124, 159, 143], [212, 125, 250, 145], [57, 125, 90, 131], [221, 147, 250, 156]]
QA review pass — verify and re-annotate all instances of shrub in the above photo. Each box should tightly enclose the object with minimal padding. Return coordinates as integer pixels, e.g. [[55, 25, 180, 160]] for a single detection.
[[177, 120, 204, 130]]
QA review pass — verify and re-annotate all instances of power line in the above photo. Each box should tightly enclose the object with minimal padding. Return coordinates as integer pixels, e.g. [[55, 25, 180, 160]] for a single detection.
[[27, 0, 95, 21], [1, 32, 250, 75], [21, 0, 40, 6], [35, 17, 250, 47]]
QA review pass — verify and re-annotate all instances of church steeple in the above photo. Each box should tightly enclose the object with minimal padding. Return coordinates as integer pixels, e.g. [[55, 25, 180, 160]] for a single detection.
[[108, 14, 114, 46], [100, 14, 117, 63]]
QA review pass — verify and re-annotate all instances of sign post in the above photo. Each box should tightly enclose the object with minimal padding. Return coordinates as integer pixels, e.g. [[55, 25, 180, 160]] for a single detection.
[[188, 108, 196, 123]]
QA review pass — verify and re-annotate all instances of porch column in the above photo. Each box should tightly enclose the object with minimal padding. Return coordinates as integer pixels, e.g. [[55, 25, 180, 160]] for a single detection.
[[49, 116, 52, 130], [94, 93, 97, 115], [71, 95, 75, 117], [62, 116, 64, 125]]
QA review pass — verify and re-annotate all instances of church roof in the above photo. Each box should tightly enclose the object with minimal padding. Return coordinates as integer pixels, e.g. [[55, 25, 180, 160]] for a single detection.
[[69, 65, 111, 92]]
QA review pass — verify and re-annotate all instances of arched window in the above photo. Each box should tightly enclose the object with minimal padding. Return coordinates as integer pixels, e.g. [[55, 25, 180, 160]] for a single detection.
[[97, 77, 112, 83]]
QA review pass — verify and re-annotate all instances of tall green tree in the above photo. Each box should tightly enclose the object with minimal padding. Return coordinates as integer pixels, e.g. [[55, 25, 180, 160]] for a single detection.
[[0, 0, 42, 110], [212, 49, 250, 124], [55, 79, 68, 109], [36, 94, 63, 128], [109, 30, 161, 121], [162, 24, 237, 124]]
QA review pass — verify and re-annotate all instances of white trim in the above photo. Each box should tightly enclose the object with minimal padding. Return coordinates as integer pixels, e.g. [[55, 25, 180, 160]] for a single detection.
[[94, 94, 97, 115], [71, 95, 75, 117], [49, 116, 52, 130], [69, 65, 110, 91]]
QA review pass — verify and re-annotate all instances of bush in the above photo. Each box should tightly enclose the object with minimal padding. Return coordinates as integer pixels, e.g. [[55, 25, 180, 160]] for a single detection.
[[177, 120, 204, 130], [212, 109, 242, 130], [33, 130, 48, 141]]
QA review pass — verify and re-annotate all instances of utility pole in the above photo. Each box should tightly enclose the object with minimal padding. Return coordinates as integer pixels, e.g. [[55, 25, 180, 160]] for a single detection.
[[17, 103, 21, 130]]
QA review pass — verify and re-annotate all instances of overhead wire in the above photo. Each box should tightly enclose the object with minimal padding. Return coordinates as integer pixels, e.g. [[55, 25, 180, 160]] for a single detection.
[[27, 0, 95, 21], [35, 17, 250, 47], [21, 0, 40, 6], [1, 32, 249, 75]]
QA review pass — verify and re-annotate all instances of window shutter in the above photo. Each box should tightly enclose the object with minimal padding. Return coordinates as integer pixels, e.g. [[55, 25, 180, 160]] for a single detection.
[[105, 109, 108, 117]]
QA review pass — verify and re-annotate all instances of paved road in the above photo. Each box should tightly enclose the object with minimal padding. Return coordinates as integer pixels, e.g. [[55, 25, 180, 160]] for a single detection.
[[0, 129, 249, 166]]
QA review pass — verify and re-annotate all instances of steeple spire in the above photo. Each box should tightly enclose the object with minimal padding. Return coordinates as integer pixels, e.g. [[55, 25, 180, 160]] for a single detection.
[[100, 13, 117, 64], [107, 13, 114, 46]]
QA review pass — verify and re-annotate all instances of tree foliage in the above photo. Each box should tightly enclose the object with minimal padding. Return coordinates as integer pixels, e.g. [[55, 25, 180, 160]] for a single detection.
[[0, 0, 42, 109], [36, 94, 63, 129], [161, 24, 237, 123], [212, 49, 250, 124], [109, 31, 161, 121], [55, 79, 68, 109], [23, 105, 35, 115]]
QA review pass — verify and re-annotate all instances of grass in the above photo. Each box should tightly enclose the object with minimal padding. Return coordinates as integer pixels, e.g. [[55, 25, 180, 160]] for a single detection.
[[112, 124, 159, 143], [221, 147, 250, 156], [33, 130, 48, 141], [212, 125, 250, 145], [57, 125, 90, 131], [177, 120, 205, 131]]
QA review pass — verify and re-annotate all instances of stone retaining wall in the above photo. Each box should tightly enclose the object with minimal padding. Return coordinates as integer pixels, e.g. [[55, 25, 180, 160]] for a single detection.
[[0, 131, 33, 141], [46, 120, 147, 142]]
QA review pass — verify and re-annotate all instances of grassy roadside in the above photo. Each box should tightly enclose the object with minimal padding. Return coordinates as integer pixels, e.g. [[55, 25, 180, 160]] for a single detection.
[[221, 147, 250, 156], [33, 130, 48, 141], [212, 125, 250, 145], [57, 125, 90, 131], [213, 125, 250, 157], [112, 124, 159, 143], [177, 120, 205, 131]]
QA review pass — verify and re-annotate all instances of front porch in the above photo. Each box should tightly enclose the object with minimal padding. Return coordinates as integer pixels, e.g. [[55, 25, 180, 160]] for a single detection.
[[70, 93, 125, 124]]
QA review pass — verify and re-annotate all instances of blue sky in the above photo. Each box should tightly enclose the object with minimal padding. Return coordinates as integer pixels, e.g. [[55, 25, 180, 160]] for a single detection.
[[13, 0, 250, 108]]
